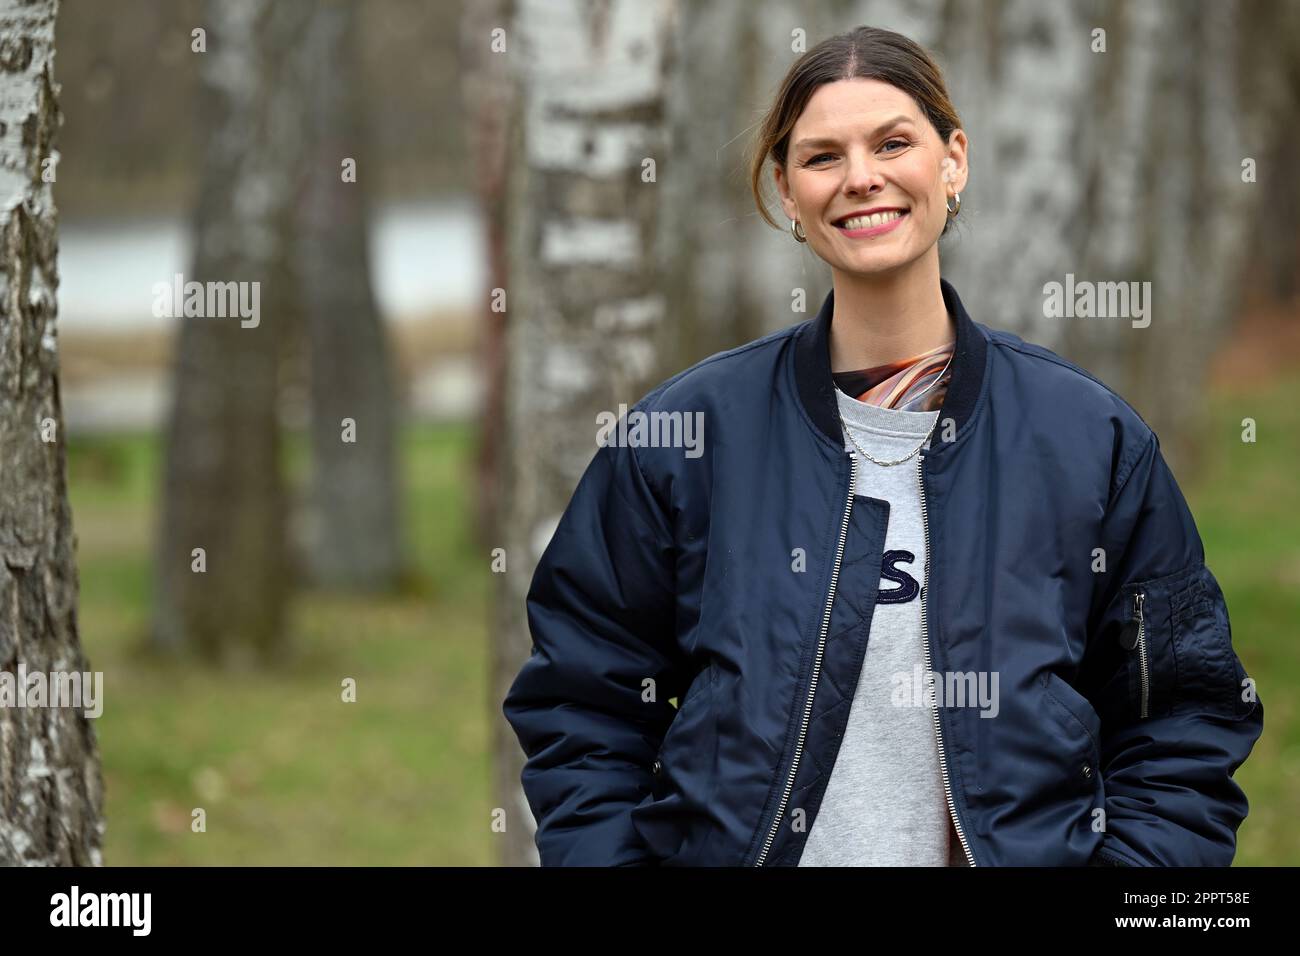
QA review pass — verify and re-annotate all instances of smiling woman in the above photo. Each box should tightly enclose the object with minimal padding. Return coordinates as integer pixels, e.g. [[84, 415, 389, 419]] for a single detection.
[[504, 22, 1263, 870], [748, 28, 966, 245], [746, 26, 969, 376]]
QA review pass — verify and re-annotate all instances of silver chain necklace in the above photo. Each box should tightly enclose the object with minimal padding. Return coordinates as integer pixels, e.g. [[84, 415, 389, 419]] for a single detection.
[[838, 352, 953, 467]]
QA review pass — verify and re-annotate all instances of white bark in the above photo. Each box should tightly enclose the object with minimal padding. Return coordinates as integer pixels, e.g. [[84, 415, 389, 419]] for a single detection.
[[0, 0, 105, 866], [495, 0, 677, 867]]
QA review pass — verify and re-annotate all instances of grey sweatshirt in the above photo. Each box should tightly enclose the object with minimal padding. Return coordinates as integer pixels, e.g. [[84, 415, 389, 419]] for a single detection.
[[797, 388, 965, 866]]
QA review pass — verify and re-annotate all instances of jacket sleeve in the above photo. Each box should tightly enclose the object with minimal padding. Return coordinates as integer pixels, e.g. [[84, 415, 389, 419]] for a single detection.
[[1083, 430, 1263, 866], [501, 426, 686, 866]]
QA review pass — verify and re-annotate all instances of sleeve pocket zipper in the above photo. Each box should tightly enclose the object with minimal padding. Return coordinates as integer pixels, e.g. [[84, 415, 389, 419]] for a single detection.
[[1117, 591, 1149, 718]]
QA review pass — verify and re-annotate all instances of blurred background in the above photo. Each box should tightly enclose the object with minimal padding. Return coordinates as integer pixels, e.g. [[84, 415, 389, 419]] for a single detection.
[[20, 0, 1299, 865]]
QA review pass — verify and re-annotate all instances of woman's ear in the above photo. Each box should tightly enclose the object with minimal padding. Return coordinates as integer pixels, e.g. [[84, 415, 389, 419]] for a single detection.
[[772, 163, 797, 222], [944, 129, 969, 195]]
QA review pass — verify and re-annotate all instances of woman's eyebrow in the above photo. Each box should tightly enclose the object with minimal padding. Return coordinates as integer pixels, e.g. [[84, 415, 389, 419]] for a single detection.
[[794, 115, 915, 150]]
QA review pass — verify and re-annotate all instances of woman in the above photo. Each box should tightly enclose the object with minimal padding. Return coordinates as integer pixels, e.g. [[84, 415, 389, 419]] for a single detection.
[[503, 25, 1263, 867]]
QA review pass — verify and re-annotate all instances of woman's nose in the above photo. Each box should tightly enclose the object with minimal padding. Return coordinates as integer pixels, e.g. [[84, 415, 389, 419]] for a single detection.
[[841, 150, 884, 196]]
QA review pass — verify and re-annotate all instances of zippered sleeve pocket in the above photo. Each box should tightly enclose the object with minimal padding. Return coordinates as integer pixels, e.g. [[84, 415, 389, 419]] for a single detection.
[[1113, 562, 1253, 722]]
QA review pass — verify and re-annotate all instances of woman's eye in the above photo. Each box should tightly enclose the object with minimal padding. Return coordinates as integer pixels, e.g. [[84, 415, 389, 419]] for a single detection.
[[803, 141, 906, 166]]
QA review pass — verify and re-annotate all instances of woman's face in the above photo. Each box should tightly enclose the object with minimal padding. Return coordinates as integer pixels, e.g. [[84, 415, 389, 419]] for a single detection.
[[773, 77, 968, 278]]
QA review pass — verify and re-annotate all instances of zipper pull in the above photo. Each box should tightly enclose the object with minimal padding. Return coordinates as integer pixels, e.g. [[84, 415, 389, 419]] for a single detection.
[[1118, 592, 1145, 650]]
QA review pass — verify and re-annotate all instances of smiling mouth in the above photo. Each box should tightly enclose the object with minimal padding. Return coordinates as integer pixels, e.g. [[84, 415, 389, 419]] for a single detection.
[[835, 210, 908, 230]]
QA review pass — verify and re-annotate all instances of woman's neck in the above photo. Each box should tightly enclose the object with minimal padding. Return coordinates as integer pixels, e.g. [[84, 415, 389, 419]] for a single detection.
[[828, 256, 954, 373]]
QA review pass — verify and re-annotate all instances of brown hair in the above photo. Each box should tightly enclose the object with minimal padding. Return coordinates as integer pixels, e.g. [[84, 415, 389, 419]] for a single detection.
[[747, 26, 963, 235]]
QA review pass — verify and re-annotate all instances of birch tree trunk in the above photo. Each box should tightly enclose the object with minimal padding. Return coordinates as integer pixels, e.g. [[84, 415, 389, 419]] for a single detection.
[[154, 0, 312, 663], [295, 1, 403, 591], [493, 0, 677, 866], [0, 0, 105, 865]]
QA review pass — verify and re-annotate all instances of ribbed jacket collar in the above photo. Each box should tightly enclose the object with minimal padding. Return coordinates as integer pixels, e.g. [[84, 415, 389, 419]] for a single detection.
[[794, 277, 988, 450]]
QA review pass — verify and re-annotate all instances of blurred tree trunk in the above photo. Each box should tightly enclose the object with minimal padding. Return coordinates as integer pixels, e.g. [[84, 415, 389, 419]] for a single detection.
[[154, 0, 312, 663], [0, 0, 105, 865], [460, 0, 515, 549], [1030, 0, 1259, 477], [1235, 0, 1300, 306], [662, 0, 762, 371], [295, 0, 403, 591], [493, 0, 677, 867]]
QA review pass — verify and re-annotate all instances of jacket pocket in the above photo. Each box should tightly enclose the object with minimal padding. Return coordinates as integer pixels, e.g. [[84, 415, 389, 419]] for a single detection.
[[634, 660, 716, 863], [651, 661, 713, 785], [1042, 671, 1102, 791], [1115, 562, 1253, 721]]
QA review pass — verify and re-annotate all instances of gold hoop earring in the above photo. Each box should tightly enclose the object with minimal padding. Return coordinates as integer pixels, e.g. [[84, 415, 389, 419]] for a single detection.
[[791, 218, 807, 243], [946, 192, 962, 218]]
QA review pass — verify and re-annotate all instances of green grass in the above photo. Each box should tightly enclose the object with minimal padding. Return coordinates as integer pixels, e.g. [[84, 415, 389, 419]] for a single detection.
[[1195, 371, 1300, 866], [68, 422, 492, 865], [65, 369, 1299, 865]]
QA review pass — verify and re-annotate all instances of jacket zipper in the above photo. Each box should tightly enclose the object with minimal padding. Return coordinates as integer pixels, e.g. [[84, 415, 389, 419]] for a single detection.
[[753, 452, 858, 866], [917, 452, 976, 867], [1133, 592, 1148, 718]]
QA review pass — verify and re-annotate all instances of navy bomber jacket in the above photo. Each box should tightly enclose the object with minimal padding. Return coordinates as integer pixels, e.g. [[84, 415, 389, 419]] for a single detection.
[[502, 277, 1264, 866]]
